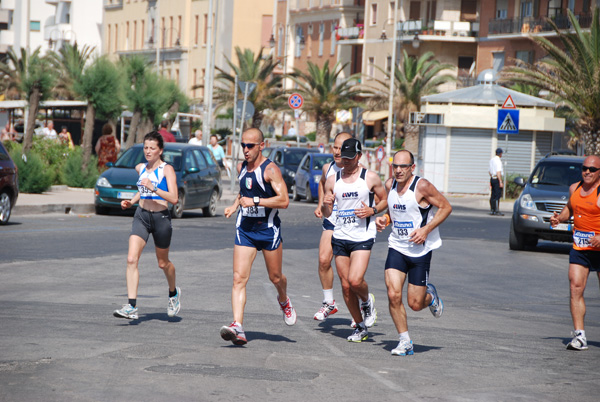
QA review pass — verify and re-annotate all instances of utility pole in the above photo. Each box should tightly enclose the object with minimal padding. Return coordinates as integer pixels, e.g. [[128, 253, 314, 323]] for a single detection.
[[385, 0, 401, 180], [202, 0, 215, 146]]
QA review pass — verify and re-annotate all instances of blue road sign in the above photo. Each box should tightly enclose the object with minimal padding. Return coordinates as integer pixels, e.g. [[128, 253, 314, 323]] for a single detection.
[[497, 109, 519, 134]]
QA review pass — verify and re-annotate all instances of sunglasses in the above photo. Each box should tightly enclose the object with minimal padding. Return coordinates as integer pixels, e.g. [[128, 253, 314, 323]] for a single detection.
[[241, 142, 260, 149], [392, 163, 413, 169], [582, 165, 600, 173]]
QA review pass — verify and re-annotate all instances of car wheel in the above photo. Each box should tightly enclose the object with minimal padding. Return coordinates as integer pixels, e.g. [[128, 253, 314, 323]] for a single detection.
[[525, 235, 538, 248], [202, 189, 218, 217], [171, 191, 185, 219], [0, 192, 12, 225], [509, 220, 526, 250], [292, 182, 300, 201], [95, 205, 109, 215], [306, 182, 314, 203]]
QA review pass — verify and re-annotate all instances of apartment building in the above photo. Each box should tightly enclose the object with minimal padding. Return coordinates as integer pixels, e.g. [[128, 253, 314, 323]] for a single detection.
[[273, 0, 365, 82], [0, 0, 103, 59], [103, 0, 273, 100], [478, 0, 600, 75]]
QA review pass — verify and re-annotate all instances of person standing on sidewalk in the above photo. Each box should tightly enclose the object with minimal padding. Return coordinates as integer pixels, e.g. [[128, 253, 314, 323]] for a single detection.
[[158, 120, 176, 143], [312, 131, 352, 321], [321, 138, 387, 342], [221, 128, 296, 346], [113, 131, 181, 320], [550, 155, 600, 351], [375, 150, 452, 356], [489, 148, 504, 216]]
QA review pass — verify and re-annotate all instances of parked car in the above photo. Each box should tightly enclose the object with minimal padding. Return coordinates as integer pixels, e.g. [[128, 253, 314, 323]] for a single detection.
[[293, 153, 333, 203], [266, 147, 319, 193], [94, 143, 221, 218], [0, 141, 18, 224], [510, 154, 584, 250]]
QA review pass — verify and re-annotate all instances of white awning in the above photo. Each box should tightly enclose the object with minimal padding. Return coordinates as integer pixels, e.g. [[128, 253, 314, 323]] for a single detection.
[[362, 110, 388, 126]]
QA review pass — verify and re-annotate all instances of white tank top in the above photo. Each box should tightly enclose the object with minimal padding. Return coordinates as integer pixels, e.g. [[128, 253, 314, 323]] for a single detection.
[[137, 162, 168, 201], [324, 162, 342, 227], [332, 167, 376, 242], [388, 176, 441, 257]]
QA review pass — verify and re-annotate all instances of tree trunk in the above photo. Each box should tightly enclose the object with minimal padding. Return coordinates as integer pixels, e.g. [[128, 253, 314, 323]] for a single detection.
[[125, 109, 142, 149], [81, 104, 96, 171], [315, 113, 333, 145], [167, 101, 179, 117], [136, 117, 154, 143], [403, 123, 420, 155], [251, 110, 263, 129], [582, 126, 600, 156], [23, 88, 41, 154]]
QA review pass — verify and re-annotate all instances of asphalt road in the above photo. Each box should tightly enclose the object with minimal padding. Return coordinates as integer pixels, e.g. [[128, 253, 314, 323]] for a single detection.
[[0, 202, 599, 401]]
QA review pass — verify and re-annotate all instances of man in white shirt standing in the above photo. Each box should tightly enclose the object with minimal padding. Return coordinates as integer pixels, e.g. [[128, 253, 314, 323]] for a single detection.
[[188, 129, 202, 145], [43, 121, 57, 139], [489, 148, 504, 216]]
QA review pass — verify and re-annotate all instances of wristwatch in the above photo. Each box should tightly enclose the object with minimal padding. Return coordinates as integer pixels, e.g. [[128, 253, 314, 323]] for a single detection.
[[253, 196, 260, 206], [152, 185, 158, 193], [372, 206, 378, 215]]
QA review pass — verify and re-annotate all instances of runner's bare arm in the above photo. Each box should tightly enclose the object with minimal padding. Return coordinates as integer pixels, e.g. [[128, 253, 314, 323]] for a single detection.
[[550, 182, 575, 226], [375, 178, 393, 231], [409, 179, 452, 244], [314, 163, 330, 218], [321, 175, 336, 218], [225, 193, 241, 218], [240, 162, 289, 209]]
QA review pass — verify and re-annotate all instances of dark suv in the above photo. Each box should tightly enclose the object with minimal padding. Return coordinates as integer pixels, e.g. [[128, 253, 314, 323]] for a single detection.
[[0, 142, 19, 224], [266, 147, 319, 193], [510, 154, 584, 250]]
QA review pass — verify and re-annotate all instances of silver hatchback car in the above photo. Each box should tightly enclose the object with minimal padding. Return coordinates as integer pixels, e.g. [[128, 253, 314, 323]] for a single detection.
[[510, 155, 584, 250]]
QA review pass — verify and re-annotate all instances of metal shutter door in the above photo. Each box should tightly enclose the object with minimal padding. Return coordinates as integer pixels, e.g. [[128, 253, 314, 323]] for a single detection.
[[448, 128, 492, 193], [535, 132, 553, 164], [498, 131, 533, 176]]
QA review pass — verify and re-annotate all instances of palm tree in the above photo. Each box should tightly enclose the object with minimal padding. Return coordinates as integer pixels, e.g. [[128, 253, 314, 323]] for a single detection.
[[50, 42, 96, 100], [1, 48, 57, 153], [503, 9, 600, 155], [213, 47, 285, 129], [74, 57, 123, 170], [120, 56, 152, 148], [370, 50, 456, 146], [288, 60, 362, 144]]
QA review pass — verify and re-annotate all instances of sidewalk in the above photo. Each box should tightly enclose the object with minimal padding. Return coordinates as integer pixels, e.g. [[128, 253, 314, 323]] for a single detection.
[[12, 183, 513, 216]]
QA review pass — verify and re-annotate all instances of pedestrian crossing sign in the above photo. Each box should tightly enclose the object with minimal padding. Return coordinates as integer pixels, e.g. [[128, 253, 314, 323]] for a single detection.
[[497, 109, 519, 134]]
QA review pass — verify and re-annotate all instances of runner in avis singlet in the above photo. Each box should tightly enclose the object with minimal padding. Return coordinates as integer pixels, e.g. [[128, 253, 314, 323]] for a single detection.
[[375, 150, 452, 356], [114, 131, 181, 321], [321, 138, 387, 343], [313, 132, 352, 321], [550, 155, 600, 351], [221, 128, 296, 346]]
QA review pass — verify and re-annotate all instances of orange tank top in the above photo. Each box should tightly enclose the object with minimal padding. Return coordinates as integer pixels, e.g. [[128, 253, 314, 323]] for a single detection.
[[570, 182, 600, 251]]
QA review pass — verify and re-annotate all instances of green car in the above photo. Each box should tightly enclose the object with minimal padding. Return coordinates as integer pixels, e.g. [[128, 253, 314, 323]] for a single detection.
[[94, 143, 221, 218]]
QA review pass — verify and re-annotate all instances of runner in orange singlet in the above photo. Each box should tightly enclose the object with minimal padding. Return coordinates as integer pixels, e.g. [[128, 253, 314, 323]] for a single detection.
[[550, 155, 600, 351]]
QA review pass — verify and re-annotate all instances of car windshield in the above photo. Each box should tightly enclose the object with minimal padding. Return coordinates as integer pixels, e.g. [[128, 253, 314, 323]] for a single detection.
[[529, 161, 582, 187], [312, 155, 333, 170], [286, 151, 309, 167], [114, 147, 182, 170]]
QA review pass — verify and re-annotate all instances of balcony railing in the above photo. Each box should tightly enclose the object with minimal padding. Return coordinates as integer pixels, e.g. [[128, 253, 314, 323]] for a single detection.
[[337, 25, 363, 40], [488, 13, 593, 35], [291, 0, 358, 11], [103, 0, 123, 9]]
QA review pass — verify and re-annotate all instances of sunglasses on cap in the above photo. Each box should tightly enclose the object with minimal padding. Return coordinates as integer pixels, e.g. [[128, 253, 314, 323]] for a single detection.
[[582, 165, 600, 173], [241, 142, 260, 149]]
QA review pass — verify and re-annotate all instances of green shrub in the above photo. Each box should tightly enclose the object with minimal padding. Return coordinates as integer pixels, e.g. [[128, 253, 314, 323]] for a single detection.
[[393, 137, 404, 150], [9, 145, 53, 193], [62, 147, 100, 188], [30, 137, 71, 184], [506, 173, 527, 199], [305, 131, 316, 142]]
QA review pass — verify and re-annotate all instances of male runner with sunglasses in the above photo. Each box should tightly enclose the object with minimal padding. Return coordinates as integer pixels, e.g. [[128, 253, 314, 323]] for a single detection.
[[375, 150, 452, 356], [322, 138, 388, 342], [221, 128, 296, 345], [550, 155, 600, 351]]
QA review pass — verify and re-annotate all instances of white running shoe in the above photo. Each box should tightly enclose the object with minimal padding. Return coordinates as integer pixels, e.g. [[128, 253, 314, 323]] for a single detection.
[[278, 296, 297, 326], [220, 322, 247, 345], [347, 325, 368, 342], [391, 339, 414, 356], [361, 293, 377, 328], [167, 287, 181, 317], [314, 301, 338, 321], [113, 304, 138, 320], [567, 331, 588, 351], [426, 284, 443, 318]]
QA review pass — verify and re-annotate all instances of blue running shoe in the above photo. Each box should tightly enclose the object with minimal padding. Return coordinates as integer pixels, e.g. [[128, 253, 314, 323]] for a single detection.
[[114, 304, 138, 320], [427, 283, 443, 318]]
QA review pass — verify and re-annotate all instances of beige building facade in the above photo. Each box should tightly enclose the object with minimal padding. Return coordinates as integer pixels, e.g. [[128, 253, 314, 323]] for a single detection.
[[103, 0, 274, 102]]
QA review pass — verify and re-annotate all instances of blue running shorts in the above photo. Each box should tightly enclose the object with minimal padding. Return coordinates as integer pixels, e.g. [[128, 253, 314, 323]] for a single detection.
[[569, 248, 600, 271], [235, 225, 282, 251], [322, 219, 335, 231], [385, 248, 432, 286], [331, 237, 374, 257]]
